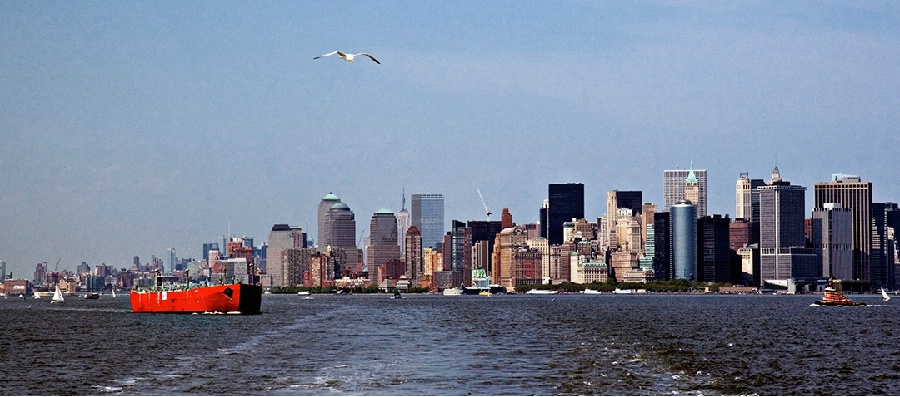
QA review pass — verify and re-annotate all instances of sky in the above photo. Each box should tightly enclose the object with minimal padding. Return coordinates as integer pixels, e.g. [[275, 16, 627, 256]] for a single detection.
[[1, 1, 898, 277]]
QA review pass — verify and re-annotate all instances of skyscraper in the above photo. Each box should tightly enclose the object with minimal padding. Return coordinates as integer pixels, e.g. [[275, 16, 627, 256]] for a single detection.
[[605, 190, 642, 250], [671, 200, 697, 280], [664, 163, 707, 218], [397, 191, 410, 253], [404, 226, 423, 282], [411, 193, 444, 249], [811, 203, 853, 280], [325, 203, 357, 250], [366, 209, 401, 283], [736, 173, 765, 221], [317, 193, 341, 249], [871, 202, 899, 289], [266, 224, 304, 287], [548, 183, 584, 245], [759, 171, 817, 281], [0, 260, 6, 281], [814, 174, 872, 281], [697, 214, 732, 283]]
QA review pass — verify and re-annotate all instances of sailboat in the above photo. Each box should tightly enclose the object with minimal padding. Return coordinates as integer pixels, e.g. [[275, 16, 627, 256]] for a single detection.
[[33, 291, 41, 299], [881, 288, 891, 302], [111, 289, 117, 298], [51, 285, 65, 303]]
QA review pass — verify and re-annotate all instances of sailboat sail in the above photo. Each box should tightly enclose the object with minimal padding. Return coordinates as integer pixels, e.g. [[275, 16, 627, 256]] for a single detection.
[[882, 288, 891, 302], [52, 286, 64, 303]]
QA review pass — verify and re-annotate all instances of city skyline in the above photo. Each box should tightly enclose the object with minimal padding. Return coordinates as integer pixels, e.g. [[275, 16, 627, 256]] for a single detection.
[[2, 2, 899, 277]]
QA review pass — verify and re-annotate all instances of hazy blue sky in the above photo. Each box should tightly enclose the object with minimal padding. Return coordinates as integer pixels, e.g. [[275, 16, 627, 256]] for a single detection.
[[1, 1, 898, 277]]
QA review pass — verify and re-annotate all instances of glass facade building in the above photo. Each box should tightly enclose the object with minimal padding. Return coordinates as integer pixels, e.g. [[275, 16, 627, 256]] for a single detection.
[[411, 193, 445, 249]]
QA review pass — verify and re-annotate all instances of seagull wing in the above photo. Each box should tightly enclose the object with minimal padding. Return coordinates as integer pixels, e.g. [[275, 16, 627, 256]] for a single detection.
[[356, 53, 380, 64], [313, 51, 339, 60]]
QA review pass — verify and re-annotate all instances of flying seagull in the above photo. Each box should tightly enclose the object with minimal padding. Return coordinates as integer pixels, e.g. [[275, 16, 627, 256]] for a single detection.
[[313, 51, 380, 64]]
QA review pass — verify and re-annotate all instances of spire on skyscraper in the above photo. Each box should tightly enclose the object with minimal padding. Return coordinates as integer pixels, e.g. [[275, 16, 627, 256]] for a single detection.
[[686, 160, 698, 185]]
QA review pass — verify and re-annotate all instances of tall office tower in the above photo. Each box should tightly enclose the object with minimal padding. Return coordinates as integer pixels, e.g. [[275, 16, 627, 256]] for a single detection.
[[34, 262, 48, 285], [759, 174, 818, 281], [641, 203, 657, 251], [539, 199, 549, 239], [663, 163, 707, 218], [888, 208, 900, 291], [450, 220, 473, 286], [871, 203, 899, 289], [266, 224, 304, 287], [317, 193, 342, 249], [168, 248, 176, 273], [811, 203, 853, 280], [397, 191, 410, 254], [653, 212, 671, 280], [324, 203, 357, 250], [548, 183, 585, 245], [736, 173, 765, 221], [366, 209, 401, 283], [814, 174, 872, 281], [671, 200, 697, 280], [0, 260, 5, 281], [501, 208, 513, 229], [411, 193, 445, 249], [697, 215, 732, 283], [606, 191, 643, 250], [494, 226, 529, 290], [468, 220, 502, 272], [404, 226, 423, 282]]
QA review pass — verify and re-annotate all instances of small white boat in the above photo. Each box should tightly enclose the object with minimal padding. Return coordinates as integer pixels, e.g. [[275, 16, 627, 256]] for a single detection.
[[526, 289, 556, 295], [296, 291, 310, 296], [583, 289, 602, 295], [442, 287, 463, 296], [51, 286, 65, 303], [33, 291, 41, 299]]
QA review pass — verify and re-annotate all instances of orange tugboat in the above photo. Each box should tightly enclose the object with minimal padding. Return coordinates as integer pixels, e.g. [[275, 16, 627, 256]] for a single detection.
[[130, 271, 262, 314], [812, 279, 866, 307]]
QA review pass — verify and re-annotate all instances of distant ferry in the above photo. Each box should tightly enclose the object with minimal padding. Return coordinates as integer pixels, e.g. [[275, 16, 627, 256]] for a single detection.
[[130, 271, 262, 314], [525, 289, 556, 295]]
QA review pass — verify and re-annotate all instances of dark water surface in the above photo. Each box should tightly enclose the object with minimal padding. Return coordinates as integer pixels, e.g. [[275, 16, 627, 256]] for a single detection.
[[1, 293, 898, 395]]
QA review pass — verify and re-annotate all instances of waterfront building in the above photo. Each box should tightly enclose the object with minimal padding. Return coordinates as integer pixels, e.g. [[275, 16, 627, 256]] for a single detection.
[[317, 193, 342, 249], [514, 248, 542, 286], [697, 214, 733, 283], [411, 193, 445, 249], [652, 212, 671, 280], [547, 183, 585, 245], [494, 226, 529, 289], [266, 224, 304, 287], [813, 174, 872, 282], [871, 203, 899, 290], [671, 200, 697, 281], [759, 170, 818, 281], [450, 220, 473, 286], [811, 203, 853, 280], [664, 163, 707, 218], [325, 203, 357, 250], [366, 209, 401, 284]]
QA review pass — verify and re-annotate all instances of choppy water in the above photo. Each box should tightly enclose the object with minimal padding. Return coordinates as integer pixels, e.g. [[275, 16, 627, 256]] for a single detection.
[[1, 292, 898, 395]]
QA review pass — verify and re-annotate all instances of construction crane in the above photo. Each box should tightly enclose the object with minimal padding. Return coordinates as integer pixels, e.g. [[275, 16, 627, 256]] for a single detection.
[[55, 258, 61, 271], [477, 188, 492, 222]]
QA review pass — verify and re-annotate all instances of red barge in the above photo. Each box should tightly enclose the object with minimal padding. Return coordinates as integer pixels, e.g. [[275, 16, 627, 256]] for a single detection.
[[130, 271, 262, 314]]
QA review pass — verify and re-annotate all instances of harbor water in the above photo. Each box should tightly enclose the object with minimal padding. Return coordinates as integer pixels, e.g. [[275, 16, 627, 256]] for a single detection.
[[1, 292, 898, 395]]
